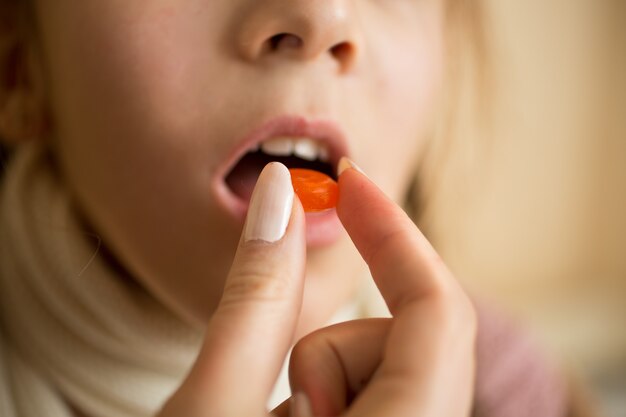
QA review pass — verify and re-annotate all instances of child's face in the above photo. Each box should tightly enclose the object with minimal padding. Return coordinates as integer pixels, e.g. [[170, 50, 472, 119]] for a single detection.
[[32, 0, 445, 328]]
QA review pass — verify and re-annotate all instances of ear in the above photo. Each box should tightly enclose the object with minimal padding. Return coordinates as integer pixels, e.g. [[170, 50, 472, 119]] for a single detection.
[[0, 3, 48, 145]]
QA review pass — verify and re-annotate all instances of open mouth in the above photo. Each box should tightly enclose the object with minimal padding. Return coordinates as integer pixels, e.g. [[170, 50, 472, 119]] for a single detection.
[[218, 117, 349, 209], [225, 137, 336, 202], [214, 117, 349, 246]]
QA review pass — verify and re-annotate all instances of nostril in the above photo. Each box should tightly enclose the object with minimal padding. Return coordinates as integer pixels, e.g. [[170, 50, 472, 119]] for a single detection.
[[261, 34, 355, 71], [330, 42, 354, 65], [268, 33, 303, 51]]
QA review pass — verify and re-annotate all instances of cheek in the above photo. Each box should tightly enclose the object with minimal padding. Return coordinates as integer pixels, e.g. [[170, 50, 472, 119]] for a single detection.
[[34, 0, 238, 226], [38, 1, 221, 140], [358, 19, 444, 198], [377, 38, 443, 120]]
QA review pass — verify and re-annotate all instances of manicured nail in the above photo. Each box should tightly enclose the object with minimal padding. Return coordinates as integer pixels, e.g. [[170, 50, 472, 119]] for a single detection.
[[290, 392, 314, 417], [337, 156, 365, 177], [244, 162, 294, 243]]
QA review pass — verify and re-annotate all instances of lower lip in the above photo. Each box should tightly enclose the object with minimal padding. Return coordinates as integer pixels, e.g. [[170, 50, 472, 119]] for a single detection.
[[303, 209, 344, 247], [213, 178, 344, 248]]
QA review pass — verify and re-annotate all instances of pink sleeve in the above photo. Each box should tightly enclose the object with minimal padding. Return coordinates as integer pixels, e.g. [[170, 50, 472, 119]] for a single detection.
[[472, 302, 569, 417]]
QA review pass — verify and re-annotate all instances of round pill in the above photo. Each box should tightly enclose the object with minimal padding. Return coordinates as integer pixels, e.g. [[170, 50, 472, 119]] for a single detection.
[[288, 168, 338, 212]]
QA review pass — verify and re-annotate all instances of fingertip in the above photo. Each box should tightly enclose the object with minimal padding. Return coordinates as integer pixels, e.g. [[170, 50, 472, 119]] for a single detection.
[[336, 161, 367, 210], [244, 162, 294, 243], [336, 164, 400, 235], [337, 156, 366, 178]]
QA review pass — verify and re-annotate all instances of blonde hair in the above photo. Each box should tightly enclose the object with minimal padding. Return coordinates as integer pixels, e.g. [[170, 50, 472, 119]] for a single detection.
[[409, 1, 491, 226]]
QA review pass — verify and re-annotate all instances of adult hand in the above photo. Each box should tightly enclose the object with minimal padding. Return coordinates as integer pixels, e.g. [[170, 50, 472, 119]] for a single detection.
[[157, 159, 476, 417], [277, 159, 477, 416]]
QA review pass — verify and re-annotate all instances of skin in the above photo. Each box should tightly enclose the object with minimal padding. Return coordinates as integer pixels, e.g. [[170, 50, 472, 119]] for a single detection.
[[1, 0, 477, 415]]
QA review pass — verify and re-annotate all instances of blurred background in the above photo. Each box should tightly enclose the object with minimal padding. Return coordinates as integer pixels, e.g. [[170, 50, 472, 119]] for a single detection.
[[423, 1, 624, 416]]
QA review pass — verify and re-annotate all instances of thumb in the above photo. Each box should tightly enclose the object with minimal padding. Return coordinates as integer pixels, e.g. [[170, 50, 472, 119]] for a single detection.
[[165, 162, 306, 415]]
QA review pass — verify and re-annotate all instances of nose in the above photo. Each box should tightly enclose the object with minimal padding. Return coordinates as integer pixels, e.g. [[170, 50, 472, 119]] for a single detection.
[[234, 0, 360, 73]]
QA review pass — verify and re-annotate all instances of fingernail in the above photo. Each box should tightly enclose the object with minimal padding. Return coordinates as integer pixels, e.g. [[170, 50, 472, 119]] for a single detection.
[[244, 162, 294, 243], [337, 156, 365, 177], [290, 392, 314, 417]]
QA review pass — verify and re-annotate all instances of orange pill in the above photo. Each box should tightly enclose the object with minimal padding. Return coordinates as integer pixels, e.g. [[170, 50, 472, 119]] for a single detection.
[[289, 168, 338, 212]]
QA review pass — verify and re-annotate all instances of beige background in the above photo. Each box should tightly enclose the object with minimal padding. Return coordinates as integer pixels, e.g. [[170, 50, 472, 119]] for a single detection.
[[423, 1, 624, 415]]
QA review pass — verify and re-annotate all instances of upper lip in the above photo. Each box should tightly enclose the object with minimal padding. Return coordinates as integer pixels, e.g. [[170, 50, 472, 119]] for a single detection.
[[215, 114, 351, 183]]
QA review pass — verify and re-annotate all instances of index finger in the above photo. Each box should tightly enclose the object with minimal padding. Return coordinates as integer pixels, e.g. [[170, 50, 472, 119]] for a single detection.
[[335, 158, 476, 417], [336, 158, 457, 314]]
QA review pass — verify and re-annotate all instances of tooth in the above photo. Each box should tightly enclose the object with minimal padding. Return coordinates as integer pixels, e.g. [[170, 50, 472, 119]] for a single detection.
[[261, 137, 294, 156], [293, 138, 319, 161], [318, 146, 329, 162]]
